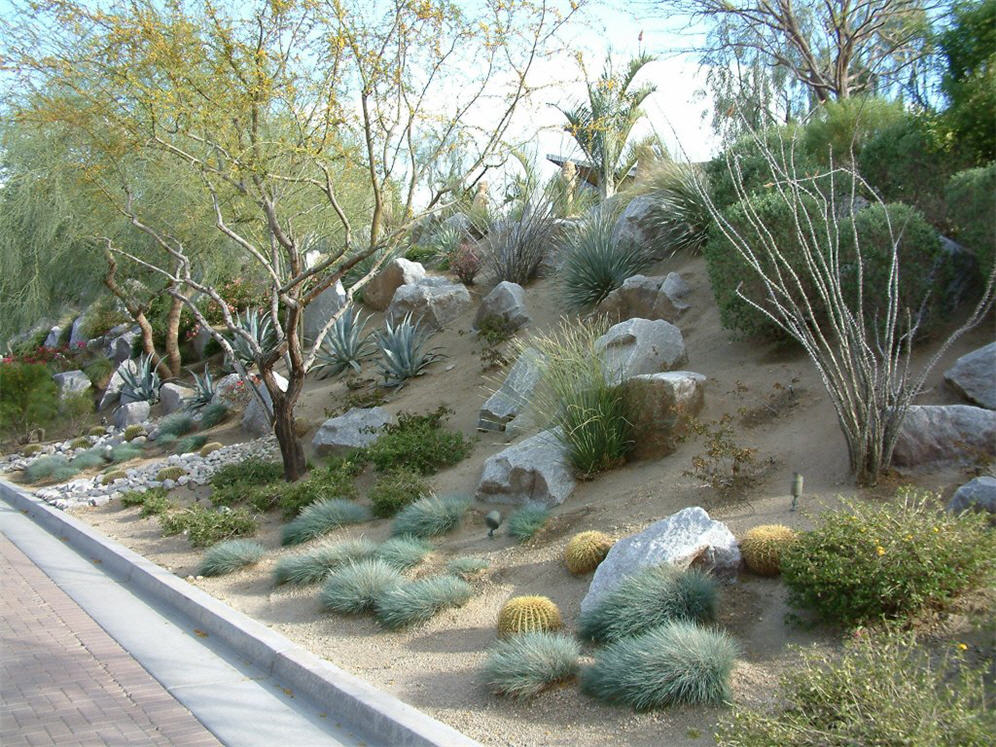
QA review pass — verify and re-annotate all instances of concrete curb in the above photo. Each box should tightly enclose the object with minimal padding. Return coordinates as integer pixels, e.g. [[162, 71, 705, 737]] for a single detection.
[[1, 480, 479, 747]]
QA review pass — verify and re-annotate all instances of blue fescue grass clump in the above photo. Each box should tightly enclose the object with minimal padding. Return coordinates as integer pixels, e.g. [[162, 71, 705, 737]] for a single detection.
[[198, 402, 229, 429], [506, 502, 551, 542], [155, 433, 179, 449], [578, 565, 718, 643], [374, 536, 433, 571], [174, 435, 208, 454], [483, 632, 580, 699], [23, 455, 71, 483], [50, 465, 83, 483], [391, 494, 470, 538], [199, 539, 266, 576], [281, 499, 372, 546], [158, 413, 195, 438], [273, 539, 377, 585], [581, 621, 738, 709], [374, 575, 473, 629], [111, 443, 143, 463], [319, 559, 402, 614], [446, 556, 489, 580], [69, 448, 106, 470]]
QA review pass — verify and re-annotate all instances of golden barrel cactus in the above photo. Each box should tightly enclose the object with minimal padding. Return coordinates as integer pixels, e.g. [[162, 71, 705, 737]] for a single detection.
[[740, 524, 798, 576], [564, 531, 614, 575], [101, 470, 127, 485], [155, 466, 186, 482], [497, 596, 562, 638], [200, 442, 224, 458]]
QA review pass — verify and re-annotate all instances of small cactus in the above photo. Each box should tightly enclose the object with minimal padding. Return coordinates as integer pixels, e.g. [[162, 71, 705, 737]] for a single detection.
[[102, 470, 127, 485], [123, 424, 145, 441], [88, 426, 108, 437], [156, 466, 186, 482], [564, 531, 614, 575], [497, 596, 562, 638], [740, 524, 798, 576], [199, 441, 224, 457], [69, 436, 92, 450], [21, 444, 42, 457]]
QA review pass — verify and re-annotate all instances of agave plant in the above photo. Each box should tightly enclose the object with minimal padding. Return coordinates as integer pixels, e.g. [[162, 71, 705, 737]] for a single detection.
[[119, 353, 161, 403], [313, 306, 375, 378], [227, 309, 276, 369], [375, 313, 443, 387], [189, 368, 216, 410]]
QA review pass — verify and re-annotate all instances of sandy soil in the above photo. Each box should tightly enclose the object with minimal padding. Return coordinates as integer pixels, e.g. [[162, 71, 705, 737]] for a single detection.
[[55, 253, 993, 745]]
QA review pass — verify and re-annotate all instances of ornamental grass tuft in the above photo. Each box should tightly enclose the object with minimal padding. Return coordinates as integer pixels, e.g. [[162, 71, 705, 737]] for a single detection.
[[374, 575, 473, 629], [281, 499, 372, 546], [199, 539, 266, 576], [273, 539, 377, 585], [319, 559, 402, 614], [483, 632, 580, 699], [391, 494, 470, 538]]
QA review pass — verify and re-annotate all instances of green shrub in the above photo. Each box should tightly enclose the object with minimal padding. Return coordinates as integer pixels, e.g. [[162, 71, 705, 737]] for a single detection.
[[80, 296, 129, 339], [946, 163, 996, 279], [366, 407, 471, 474], [281, 498, 372, 546], [120, 489, 148, 507], [319, 559, 403, 614], [446, 555, 489, 580], [716, 632, 993, 746], [558, 208, 653, 310], [373, 536, 433, 571], [802, 96, 906, 167], [374, 575, 473, 629], [174, 435, 208, 454], [780, 488, 994, 627], [483, 632, 580, 699], [159, 505, 257, 547], [391, 494, 469, 538], [582, 621, 738, 709], [211, 457, 284, 491], [0, 362, 59, 440], [198, 402, 229, 429], [273, 538, 377, 585], [369, 468, 431, 518], [23, 455, 70, 484], [578, 566, 717, 643], [84, 358, 115, 389], [110, 443, 143, 464], [69, 449, 105, 470], [138, 489, 173, 518], [274, 458, 363, 517], [506, 502, 550, 542], [199, 539, 266, 576], [158, 413, 195, 438]]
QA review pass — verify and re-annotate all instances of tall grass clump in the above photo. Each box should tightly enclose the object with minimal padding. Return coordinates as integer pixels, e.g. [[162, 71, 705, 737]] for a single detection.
[[579, 565, 718, 643], [374, 536, 433, 571], [582, 621, 738, 709], [273, 538, 377, 585], [392, 495, 470, 538], [23, 455, 72, 483], [637, 161, 712, 257], [483, 201, 558, 284], [780, 487, 994, 627], [521, 320, 634, 477], [320, 559, 402, 614], [199, 539, 266, 576], [559, 208, 653, 310], [447, 556, 489, 580], [69, 449, 105, 470], [716, 632, 992, 746], [198, 402, 229, 429], [110, 443, 143, 463], [506, 502, 551, 542], [483, 632, 580, 699], [174, 435, 208, 454], [374, 575, 473, 629], [158, 413, 195, 438], [281, 499, 372, 546]]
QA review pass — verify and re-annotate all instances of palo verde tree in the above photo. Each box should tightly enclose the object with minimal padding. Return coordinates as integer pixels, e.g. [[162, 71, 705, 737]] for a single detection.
[[2, 0, 582, 480]]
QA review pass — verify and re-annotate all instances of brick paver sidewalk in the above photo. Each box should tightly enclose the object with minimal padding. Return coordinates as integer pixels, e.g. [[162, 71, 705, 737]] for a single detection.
[[0, 535, 221, 746]]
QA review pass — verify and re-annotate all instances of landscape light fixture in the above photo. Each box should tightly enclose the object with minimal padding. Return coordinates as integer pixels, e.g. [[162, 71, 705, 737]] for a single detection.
[[485, 510, 503, 538], [791, 472, 804, 511]]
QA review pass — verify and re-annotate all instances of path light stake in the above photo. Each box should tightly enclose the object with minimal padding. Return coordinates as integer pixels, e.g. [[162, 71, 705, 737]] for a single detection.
[[791, 472, 804, 512], [485, 510, 503, 539]]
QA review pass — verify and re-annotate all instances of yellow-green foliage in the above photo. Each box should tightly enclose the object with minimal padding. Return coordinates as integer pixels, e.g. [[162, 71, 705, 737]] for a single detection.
[[156, 466, 186, 482], [21, 444, 42, 457], [69, 436, 92, 450], [564, 531, 614, 575], [88, 426, 108, 437], [498, 596, 562, 638], [102, 470, 127, 485], [123, 424, 145, 441], [740, 524, 798, 576], [200, 441, 224, 457]]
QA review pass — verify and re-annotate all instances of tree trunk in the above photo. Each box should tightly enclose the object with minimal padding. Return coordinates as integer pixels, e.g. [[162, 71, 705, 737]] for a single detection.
[[164, 291, 184, 377], [260, 364, 306, 481]]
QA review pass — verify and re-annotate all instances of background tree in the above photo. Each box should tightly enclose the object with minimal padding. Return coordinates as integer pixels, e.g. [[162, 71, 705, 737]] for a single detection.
[[2, 0, 581, 480]]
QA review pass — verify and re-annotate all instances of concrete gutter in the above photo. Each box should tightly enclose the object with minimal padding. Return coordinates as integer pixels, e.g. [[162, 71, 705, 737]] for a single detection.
[[1, 479, 479, 747]]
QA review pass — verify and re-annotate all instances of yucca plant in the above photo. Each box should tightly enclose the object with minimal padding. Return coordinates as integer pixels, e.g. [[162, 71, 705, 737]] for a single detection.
[[483, 201, 558, 284], [375, 313, 443, 387], [227, 309, 277, 369], [314, 306, 375, 378], [119, 354, 161, 404], [189, 368, 216, 410]]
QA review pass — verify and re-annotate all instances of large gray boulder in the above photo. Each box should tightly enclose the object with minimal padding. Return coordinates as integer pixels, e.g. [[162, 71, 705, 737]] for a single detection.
[[241, 373, 289, 437], [948, 476, 996, 516], [476, 429, 576, 507], [210, 373, 249, 411], [597, 274, 689, 323], [944, 342, 996, 410], [113, 400, 150, 429], [302, 280, 347, 344], [595, 318, 688, 385], [364, 258, 426, 311], [478, 348, 544, 432], [44, 326, 63, 348], [611, 195, 665, 258], [387, 279, 471, 332], [622, 371, 706, 458], [442, 212, 472, 235], [893, 405, 996, 468], [52, 370, 91, 400], [98, 359, 142, 411], [475, 281, 530, 332], [107, 328, 140, 364], [159, 383, 195, 414], [580, 507, 741, 615], [312, 407, 396, 455], [68, 315, 88, 347]]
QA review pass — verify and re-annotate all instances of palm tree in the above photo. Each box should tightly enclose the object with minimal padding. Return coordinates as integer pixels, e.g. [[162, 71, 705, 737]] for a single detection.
[[559, 53, 657, 200]]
